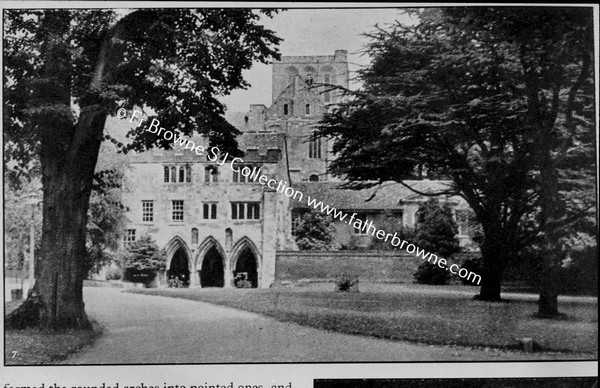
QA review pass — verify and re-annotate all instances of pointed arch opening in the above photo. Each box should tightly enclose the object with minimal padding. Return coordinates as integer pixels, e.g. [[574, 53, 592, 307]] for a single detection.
[[200, 246, 225, 287], [196, 237, 226, 288], [231, 237, 260, 288], [164, 236, 193, 287], [168, 247, 190, 287]]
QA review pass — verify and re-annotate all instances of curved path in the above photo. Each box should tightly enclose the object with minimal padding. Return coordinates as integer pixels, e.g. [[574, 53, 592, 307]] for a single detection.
[[64, 287, 584, 364]]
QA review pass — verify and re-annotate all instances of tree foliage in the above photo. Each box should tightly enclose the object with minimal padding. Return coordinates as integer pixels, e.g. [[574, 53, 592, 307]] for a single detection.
[[3, 8, 282, 329], [318, 7, 595, 306], [415, 199, 461, 258], [3, 178, 42, 272], [295, 211, 336, 251], [4, 9, 282, 174], [120, 235, 166, 285], [413, 199, 460, 285], [85, 142, 128, 276]]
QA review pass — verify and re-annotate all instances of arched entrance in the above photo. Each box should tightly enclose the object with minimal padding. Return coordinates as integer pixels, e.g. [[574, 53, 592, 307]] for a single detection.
[[167, 246, 190, 287], [233, 247, 258, 288], [200, 246, 225, 287]]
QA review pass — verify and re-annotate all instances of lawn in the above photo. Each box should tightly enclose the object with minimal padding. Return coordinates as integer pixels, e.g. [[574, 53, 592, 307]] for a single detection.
[[4, 300, 100, 365], [128, 284, 598, 355]]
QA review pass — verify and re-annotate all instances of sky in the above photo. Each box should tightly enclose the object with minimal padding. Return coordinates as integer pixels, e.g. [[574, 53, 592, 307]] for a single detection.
[[219, 8, 413, 113]]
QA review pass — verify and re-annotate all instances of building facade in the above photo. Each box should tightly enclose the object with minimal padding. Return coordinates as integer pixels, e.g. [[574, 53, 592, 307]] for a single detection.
[[121, 50, 475, 289]]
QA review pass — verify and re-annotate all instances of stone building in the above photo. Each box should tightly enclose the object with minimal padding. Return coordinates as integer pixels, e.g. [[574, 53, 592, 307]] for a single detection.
[[121, 50, 475, 289]]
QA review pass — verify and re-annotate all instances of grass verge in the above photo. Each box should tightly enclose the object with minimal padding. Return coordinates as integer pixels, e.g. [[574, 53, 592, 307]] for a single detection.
[[4, 301, 101, 365], [128, 286, 597, 355]]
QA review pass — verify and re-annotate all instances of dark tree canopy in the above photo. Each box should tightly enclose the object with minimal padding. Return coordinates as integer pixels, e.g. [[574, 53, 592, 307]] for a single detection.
[[4, 9, 282, 177], [318, 7, 595, 307], [4, 8, 282, 329]]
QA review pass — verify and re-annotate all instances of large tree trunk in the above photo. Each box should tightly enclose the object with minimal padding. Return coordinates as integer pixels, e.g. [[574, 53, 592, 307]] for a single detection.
[[538, 264, 560, 317], [475, 239, 505, 302], [7, 112, 106, 331], [36, 180, 91, 329], [535, 113, 564, 318], [6, 10, 110, 330]]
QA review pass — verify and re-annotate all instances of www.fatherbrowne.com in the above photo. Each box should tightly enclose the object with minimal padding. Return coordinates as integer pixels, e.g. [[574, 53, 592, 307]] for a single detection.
[[119, 109, 482, 285]]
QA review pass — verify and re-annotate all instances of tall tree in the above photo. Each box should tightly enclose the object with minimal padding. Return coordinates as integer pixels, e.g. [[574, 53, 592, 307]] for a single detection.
[[4, 9, 281, 329], [441, 7, 596, 316], [318, 7, 595, 307]]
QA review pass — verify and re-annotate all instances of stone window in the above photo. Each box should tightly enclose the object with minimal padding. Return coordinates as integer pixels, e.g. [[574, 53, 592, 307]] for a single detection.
[[142, 200, 154, 222], [247, 202, 260, 219], [291, 211, 303, 236], [164, 165, 191, 183], [204, 166, 219, 183], [186, 166, 192, 183], [123, 229, 136, 245], [305, 103, 310, 115], [309, 174, 319, 182], [203, 202, 218, 220], [172, 200, 184, 222], [286, 66, 298, 82], [283, 103, 289, 116], [170, 166, 176, 183], [225, 228, 233, 250], [191, 228, 198, 245], [231, 202, 260, 220], [233, 164, 256, 183], [303, 66, 316, 85], [309, 135, 321, 159], [179, 166, 185, 182]]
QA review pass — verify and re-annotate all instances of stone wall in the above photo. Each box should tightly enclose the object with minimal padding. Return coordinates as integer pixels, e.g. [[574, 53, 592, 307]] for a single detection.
[[274, 251, 479, 285]]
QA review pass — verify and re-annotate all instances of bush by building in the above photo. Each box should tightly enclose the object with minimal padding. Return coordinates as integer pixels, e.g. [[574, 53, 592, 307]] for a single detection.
[[105, 266, 123, 281], [120, 235, 166, 286], [295, 211, 337, 250], [413, 199, 460, 285]]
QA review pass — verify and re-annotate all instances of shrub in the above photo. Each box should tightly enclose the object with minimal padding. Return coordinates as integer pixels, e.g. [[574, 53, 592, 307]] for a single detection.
[[412, 198, 460, 285], [414, 262, 449, 285], [105, 266, 122, 281], [295, 211, 336, 250], [120, 235, 166, 286], [335, 274, 359, 292]]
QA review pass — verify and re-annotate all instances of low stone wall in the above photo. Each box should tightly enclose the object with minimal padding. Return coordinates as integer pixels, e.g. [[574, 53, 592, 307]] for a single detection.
[[274, 251, 478, 285], [275, 251, 419, 284]]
